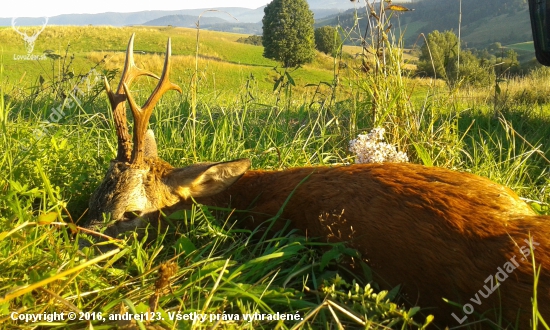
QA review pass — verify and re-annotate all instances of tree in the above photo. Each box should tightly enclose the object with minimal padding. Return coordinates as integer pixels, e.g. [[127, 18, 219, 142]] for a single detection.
[[262, 0, 315, 67], [416, 30, 493, 86], [314, 26, 342, 56], [503, 49, 520, 75], [417, 30, 458, 79]]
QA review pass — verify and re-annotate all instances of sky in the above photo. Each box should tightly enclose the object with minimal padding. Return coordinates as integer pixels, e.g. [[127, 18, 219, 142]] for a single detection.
[[2, 0, 272, 18]]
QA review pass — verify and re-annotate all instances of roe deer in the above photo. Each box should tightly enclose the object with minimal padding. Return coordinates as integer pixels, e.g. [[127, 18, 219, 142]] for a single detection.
[[84, 35, 550, 328]]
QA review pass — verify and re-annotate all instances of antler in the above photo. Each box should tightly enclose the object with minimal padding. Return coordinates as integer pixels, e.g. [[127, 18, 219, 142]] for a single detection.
[[104, 34, 160, 162], [123, 38, 182, 165]]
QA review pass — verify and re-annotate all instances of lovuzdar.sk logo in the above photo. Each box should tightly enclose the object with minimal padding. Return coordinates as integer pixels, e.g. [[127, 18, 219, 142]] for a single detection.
[[11, 17, 48, 60]]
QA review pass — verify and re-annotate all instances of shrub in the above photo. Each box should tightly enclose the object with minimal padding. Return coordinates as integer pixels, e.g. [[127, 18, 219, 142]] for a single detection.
[[236, 35, 263, 46], [314, 26, 342, 56]]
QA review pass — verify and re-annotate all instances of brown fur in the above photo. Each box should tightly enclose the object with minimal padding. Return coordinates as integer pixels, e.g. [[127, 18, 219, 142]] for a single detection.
[[87, 159, 550, 328], [193, 163, 550, 328]]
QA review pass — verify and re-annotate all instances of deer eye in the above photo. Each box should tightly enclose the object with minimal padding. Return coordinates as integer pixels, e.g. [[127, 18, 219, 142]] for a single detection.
[[123, 211, 140, 221]]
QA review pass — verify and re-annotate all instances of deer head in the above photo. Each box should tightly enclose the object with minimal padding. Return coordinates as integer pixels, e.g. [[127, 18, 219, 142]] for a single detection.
[[85, 35, 250, 243], [11, 17, 48, 54]]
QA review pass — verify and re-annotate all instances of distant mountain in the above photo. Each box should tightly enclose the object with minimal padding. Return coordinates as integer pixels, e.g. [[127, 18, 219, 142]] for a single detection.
[[142, 15, 227, 28], [139, 14, 263, 35], [227, 7, 266, 23], [202, 23, 263, 35], [0, 8, 263, 26], [0, 0, 363, 27]]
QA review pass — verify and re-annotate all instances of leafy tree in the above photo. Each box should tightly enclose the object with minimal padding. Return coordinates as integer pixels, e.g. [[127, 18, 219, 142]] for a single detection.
[[262, 0, 315, 67], [454, 50, 493, 86], [417, 30, 458, 79], [417, 30, 492, 86], [314, 26, 342, 56], [502, 49, 520, 75]]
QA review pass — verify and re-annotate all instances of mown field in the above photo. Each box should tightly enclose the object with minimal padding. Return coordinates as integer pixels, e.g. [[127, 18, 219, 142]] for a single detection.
[[507, 41, 536, 53], [1, 23, 550, 329]]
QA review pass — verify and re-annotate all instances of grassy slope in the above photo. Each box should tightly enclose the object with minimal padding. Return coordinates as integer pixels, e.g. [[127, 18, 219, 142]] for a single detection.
[[0, 26, 341, 101], [461, 9, 533, 46]]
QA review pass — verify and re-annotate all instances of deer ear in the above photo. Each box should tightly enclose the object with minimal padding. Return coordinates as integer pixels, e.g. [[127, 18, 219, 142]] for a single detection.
[[165, 159, 251, 199], [144, 129, 158, 158]]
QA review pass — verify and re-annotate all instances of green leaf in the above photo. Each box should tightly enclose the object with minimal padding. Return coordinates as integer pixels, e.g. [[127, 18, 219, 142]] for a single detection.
[[412, 143, 433, 167], [175, 236, 196, 255], [135, 302, 149, 314], [407, 306, 421, 317], [38, 212, 58, 224], [273, 76, 283, 91], [285, 72, 295, 86], [320, 244, 346, 270]]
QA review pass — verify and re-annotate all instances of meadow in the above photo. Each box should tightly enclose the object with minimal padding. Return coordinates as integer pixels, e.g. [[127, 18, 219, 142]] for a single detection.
[[1, 21, 550, 329]]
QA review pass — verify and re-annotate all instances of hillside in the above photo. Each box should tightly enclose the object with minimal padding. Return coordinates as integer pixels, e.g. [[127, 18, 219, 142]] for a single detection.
[[318, 0, 533, 48], [0, 26, 341, 101]]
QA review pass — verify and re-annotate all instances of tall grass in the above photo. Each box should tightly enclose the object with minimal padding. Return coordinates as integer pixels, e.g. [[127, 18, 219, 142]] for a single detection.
[[0, 3, 549, 329]]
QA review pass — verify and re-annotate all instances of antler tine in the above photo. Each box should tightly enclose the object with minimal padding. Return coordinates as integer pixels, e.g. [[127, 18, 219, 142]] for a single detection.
[[123, 38, 183, 165], [104, 77, 132, 162], [105, 33, 161, 163], [116, 33, 160, 94]]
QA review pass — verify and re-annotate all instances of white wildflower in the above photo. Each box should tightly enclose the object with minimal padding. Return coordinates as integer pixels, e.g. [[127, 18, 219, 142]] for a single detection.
[[349, 127, 409, 164]]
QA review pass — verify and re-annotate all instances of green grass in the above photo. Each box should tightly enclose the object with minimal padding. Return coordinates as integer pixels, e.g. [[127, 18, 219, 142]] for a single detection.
[[0, 81, 433, 329], [506, 41, 536, 56], [0, 26, 339, 101], [1, 17, 549, 330]]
